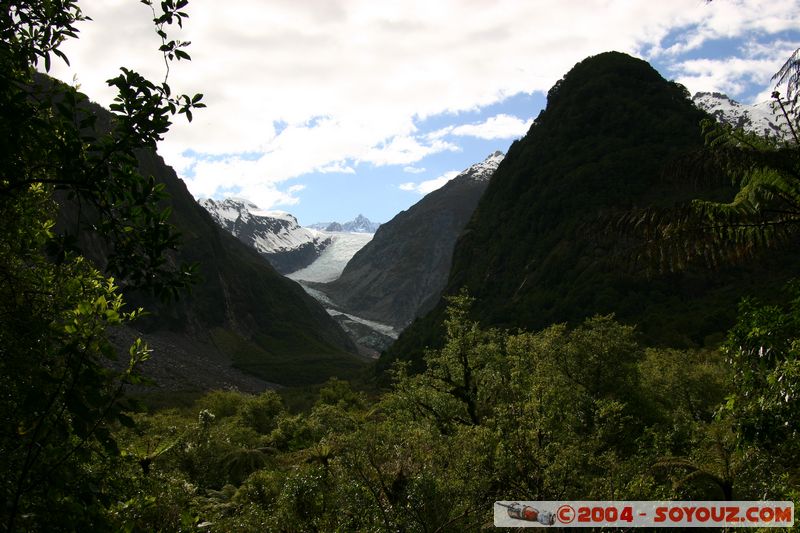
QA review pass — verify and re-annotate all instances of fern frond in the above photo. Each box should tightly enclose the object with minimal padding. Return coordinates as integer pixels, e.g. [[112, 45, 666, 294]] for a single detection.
[[773, 48, 800, 107], [773, 48, 800, 140], [613, 140, 800, 273]]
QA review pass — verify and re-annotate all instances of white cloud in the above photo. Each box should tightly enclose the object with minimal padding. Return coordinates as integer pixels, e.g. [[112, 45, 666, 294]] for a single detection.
[[447, 114, 533, 140], [243, 183, 304, 209], [362, 136, 459, 167], [403, 166, 426, 174], [220, 182, 304, 210], [318, 162, 356, 174], [179, 125, 459, 204], [672, 57, 778, 99], [399, 170, 460, 195], [668, 39, 800, 102], [45, 0, 800, 209], [649, 0, 800, 57]]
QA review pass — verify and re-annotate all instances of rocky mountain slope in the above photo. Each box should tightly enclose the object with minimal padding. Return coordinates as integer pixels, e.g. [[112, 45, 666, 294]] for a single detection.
[[317, 151, 503, 330], [199, 200, 393, 356], [200, 197, 331, 274], [385, 52, 800, 372]]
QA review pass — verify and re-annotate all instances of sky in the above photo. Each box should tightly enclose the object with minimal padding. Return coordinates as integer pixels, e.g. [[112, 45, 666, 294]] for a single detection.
[[47, 0, 800, 225]]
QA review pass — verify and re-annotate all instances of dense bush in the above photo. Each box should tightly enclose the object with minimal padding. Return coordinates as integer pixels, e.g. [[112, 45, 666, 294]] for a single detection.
[[107, 293, 798, 531]]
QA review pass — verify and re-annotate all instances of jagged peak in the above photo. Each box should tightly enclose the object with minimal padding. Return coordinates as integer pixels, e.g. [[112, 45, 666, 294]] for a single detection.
[[312, 214, 381, 233]]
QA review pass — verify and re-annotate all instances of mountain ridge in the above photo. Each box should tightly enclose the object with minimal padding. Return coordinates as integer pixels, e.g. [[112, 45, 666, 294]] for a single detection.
[[124, 150, 363, 386], [309, 214, 381, 233], [199, 197, 332, 274], [50, 88, 363, 388], [317, 151, 504, 330]]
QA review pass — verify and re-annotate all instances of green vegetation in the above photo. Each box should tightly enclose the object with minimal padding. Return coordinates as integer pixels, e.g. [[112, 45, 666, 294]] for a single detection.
[[94, 294, 797, 530], [1, 0, 204, 529], [619, 109, 800, 273]]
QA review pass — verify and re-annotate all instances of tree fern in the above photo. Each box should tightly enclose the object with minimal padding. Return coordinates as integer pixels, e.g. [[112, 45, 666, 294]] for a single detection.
[[773, 47, 800, 138], [617, 111, 800, 273]]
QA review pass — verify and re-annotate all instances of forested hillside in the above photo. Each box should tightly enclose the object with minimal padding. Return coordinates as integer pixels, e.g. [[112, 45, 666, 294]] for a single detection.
[[386, 52, 800, 371], [124, 146, 361, 386], [80, 293, 800, 530]]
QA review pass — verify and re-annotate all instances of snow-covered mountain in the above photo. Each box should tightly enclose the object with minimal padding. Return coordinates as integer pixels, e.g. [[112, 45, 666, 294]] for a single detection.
[[692, 92, 789, 140], [459, 150, 504, 181], [309, 214, 381, 233], [200, 197, 331, 274]]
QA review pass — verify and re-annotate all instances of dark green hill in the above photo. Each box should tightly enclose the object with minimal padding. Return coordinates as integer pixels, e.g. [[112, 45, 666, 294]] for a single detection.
[[384, 51, 799, 371], [54, 90, 361, 389]]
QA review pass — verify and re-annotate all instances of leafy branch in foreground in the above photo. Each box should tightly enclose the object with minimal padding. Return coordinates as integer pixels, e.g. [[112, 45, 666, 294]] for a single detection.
[[0, 0, 204, 529], [2, 0, 206, 298]]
